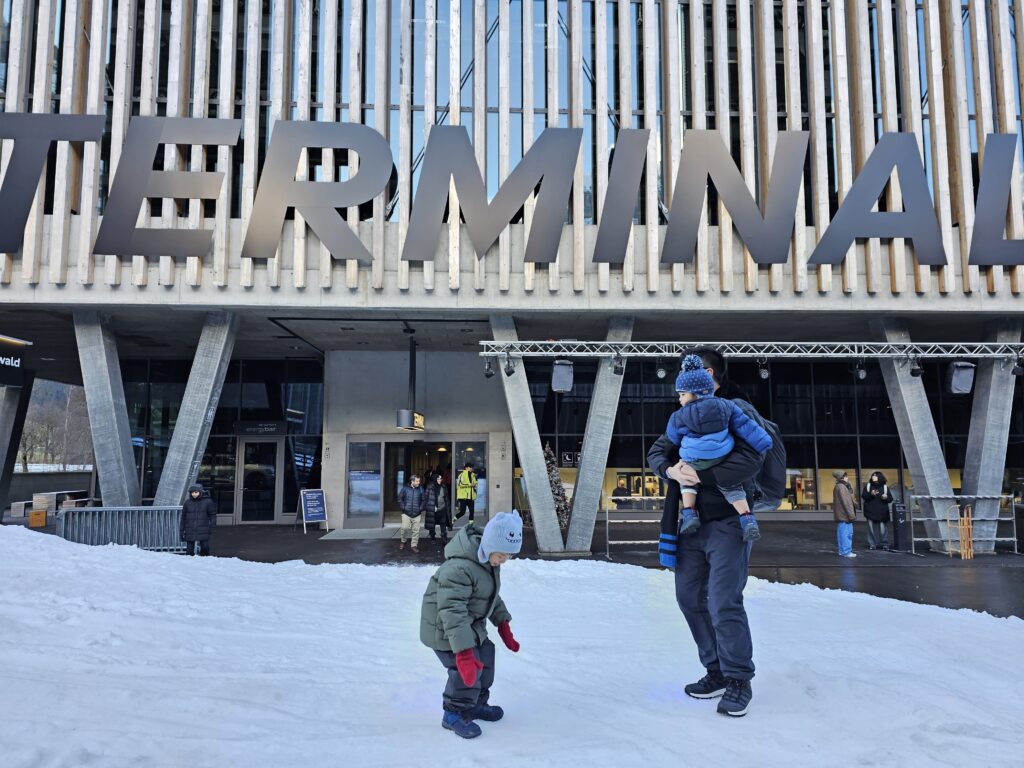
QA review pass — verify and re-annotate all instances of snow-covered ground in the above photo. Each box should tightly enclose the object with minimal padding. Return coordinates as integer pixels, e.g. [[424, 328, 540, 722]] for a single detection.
[[1, 526, 1021, 768]]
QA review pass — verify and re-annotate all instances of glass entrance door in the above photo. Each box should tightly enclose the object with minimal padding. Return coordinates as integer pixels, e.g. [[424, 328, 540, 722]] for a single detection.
[[235, 439, 283, 523]]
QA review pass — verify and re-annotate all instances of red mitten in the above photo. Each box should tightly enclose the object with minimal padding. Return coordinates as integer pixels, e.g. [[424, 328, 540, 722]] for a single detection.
[[455, 649, 485, 686], [497, 621, 520, 652]]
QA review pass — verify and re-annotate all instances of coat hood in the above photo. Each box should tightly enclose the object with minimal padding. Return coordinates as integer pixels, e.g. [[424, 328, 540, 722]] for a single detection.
[[188, 484, 204, 494], [443, 523, 484, 562]]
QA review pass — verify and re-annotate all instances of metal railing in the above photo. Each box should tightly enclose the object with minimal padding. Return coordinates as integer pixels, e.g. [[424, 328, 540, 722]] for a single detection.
[[908, 495, 1020, 556], [56, 506, 185, 553], [603, 495, 663, 559]]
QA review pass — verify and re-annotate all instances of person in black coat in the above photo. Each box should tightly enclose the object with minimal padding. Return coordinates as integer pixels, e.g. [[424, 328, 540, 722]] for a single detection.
[[861, 471, 893, 550], [180, 483, 217, 556], [424, 473, 451, 541]]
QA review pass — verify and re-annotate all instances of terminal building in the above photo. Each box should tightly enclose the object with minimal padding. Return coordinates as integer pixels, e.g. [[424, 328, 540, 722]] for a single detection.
[[2, 1, 1024, 553]]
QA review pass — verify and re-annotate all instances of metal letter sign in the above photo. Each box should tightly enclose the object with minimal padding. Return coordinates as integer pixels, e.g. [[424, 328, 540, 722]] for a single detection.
[[1, 114, 1023, 268]]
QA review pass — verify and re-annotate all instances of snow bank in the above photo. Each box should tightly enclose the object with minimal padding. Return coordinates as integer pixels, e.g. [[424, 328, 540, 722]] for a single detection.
[[1, 526, 1021, 768]]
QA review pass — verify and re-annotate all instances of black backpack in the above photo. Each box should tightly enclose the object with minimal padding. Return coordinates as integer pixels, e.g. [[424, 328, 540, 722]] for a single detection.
[[733, 399, 787, 507]]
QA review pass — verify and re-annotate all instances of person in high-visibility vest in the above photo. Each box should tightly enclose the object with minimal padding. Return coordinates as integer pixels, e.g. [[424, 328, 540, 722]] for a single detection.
[[455, 462, 478, 524]]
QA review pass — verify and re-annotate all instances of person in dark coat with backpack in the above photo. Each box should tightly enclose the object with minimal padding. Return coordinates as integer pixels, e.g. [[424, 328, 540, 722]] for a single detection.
[[425, 472, 451, 541], [180, 483, 217, 556], [861, 471, 893, 550]]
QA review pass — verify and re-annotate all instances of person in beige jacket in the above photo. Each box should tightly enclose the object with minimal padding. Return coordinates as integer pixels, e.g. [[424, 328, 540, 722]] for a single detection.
[[832, 470, 857, 558]]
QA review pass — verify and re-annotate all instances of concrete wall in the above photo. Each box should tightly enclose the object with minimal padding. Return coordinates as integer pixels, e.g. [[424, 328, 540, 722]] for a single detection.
[[322, 351, 513, 528]]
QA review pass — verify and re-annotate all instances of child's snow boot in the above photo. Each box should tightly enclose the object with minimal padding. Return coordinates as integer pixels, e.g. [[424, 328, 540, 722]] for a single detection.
[[678, 507, 701, 535], [739, 513, 760, 542], [465, 703, 504, 722], [442, 710, 482, 738]]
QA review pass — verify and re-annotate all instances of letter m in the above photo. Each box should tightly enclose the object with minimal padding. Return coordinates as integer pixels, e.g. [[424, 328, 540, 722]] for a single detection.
[[401, 126, 582, 263]]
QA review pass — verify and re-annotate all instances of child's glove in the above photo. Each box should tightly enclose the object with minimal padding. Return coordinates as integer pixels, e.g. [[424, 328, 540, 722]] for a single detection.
[[455, 649, 485, 686], [497, 621, 520, 652], [659, 533, 678, 569]]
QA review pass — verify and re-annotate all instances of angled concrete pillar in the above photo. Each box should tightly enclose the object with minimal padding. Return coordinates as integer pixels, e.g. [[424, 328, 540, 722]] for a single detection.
[[0, 372, 35, 513], [961, 319, 1022, 553], [872, 318, 954, 551], [154, 312, 238, 506], [74, 311, 141, 507], [490, 315, 564, 553], [565, 316, 634, 552]]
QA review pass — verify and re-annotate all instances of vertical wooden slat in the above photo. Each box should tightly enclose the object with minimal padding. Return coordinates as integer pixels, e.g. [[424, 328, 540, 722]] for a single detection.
[[240, 0, 262, 288], [160, 0, 195, 287], [805, 0, 832, 293], [569, 0, 585, 292], [134, 0, 161, 287], [267, 0, 292, 289], [920, 1, 957, 292], [755, 0, 784, 293], [875, 0, 907, 295], [736, 0, 757, 293], [617, 0, 634, 293], [846, 0, 882, 294], [781, 0, 806, 293], [214, 0, 240, 287], [187, 0, 214, 288], [595, 0, 609, 293], [828, 0, 857, 294], [663, 0, 683, 292], [448, 0, 461, 291], [372, 0, 388, 290], [712, 0, 733, 293], [347, 0, 364, 289], [473, 0, 486, 291], [522, 0, 536, 292], [292, 0, 312, 289], [319, 0, 339, 289], [105, 0, 138, 286], [895, 0, 932, 293], [423, 0, 437, 290], [498, 0, 511, 291], [0, 0, 33, 284], [49, 0, 92, 286], [398, 0, 413, 291], [546, 0, 560, 291], [992, 0, 1024, 293], [77, 0, 113, 286], [967, 0, 1000, 293], [21, 0, 59, 286], [641, 0, 659, 293], [939, 1, 980, 294], [684, 0, 704, 293]]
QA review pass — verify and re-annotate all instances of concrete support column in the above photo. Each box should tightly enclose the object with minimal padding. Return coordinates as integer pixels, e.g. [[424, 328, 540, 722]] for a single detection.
[[0, 372, 36, 513], [490, 315, 564, 553], [871, 318, 954, 551], [74, 311, 141, 507], [565, 316, 634, 552], [961, 318, 1023, 553], [154, 312, 238, 506]]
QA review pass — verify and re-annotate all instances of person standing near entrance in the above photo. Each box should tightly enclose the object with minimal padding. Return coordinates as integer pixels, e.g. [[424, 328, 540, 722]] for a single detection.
[[833, 470, 857, 558], [425, 472, 451, 541], [180, 484, 217, 556], [398, 474, 426, 553], [455, 463, 478, 524], [861, 472, 893, 550]]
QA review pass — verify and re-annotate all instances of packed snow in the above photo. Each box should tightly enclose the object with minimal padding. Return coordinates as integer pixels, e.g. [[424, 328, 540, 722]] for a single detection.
[[1, 526, 1021, 768]]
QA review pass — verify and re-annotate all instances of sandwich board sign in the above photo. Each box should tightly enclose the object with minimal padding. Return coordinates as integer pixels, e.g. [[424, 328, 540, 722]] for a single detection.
[[297, 489, 329, 534]]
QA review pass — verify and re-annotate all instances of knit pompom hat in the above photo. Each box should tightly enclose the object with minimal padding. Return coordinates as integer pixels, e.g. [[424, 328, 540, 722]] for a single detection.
[[478, 511, 524, 562], [674, 354, 715, 397]]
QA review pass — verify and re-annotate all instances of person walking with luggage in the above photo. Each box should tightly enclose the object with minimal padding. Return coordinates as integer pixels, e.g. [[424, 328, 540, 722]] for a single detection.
[[180, 484, 217, 556], [861, 472, 893, 550], [455, 462, 478, 524], [833, 470, 857, 558], [425, 472, 451, 541], [398, 474, 426, 553]]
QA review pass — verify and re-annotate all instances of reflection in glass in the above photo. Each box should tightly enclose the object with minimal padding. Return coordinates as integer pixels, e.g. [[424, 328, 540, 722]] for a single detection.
[[348, 442, 382, 518]]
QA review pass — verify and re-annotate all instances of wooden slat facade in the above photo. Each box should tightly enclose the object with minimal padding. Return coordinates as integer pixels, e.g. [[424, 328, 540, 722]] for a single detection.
[[0, 0, 1023, 306]]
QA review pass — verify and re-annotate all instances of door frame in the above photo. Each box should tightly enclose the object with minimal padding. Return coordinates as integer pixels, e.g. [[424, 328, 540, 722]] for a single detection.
[[234, 436, 286, 524]]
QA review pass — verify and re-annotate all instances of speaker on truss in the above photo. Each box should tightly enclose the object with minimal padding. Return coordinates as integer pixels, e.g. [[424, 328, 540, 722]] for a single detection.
[[945, 361, 976, 395]]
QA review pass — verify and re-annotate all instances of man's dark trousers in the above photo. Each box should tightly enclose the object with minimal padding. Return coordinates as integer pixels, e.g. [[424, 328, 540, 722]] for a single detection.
[[434, 638, 495, 712], [675, 517, 755, 681]]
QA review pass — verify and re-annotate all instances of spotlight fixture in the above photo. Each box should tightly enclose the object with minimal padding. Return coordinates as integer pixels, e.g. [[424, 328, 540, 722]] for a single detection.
[[854, 362, 867, 381], [1012, 357, 1024, 377], [910, 358, 924, 378], [655, 360, 667, 380], [483, 358, 495, 378], [757, 359, 770, 380], [612, 353, 625, 376], [503, 352, 516, 377]]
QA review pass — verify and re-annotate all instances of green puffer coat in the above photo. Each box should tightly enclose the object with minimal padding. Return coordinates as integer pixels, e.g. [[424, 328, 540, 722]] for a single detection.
[[420, 524, 512, 653]]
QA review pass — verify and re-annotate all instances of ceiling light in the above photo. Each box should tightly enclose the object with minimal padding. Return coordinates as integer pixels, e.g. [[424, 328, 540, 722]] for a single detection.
[[854, 363, 867, 381], [655, 361, 667, 379], [484, 358, 495, 378], [758, 359, 770, 380], [0, 335, 32, 347], [503, 353, 515, 377]]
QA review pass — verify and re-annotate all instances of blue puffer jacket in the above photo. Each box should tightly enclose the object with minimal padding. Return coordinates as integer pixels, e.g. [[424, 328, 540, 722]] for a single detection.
[[667, 396, 773, 463], [397, 485, 426, 517]]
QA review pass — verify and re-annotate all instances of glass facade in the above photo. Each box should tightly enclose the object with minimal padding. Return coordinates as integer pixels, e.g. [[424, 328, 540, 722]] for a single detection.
[[520, 357, 1024, 512], [122, 359, 324, 518]]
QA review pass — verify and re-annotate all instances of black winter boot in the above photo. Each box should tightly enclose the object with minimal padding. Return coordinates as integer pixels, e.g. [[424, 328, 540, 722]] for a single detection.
[[684, 670, 727, 699]]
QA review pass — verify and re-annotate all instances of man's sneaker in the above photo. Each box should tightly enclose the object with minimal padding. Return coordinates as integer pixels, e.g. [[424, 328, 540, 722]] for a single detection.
[[717, 678, 753, 717], [442, 710, 482, 739], [464, 703, 504, 722], [739, 513, 761, 542], [841, 552, 857, 558], [684, 670, 727, 699], [678, 508, 701, 536]]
